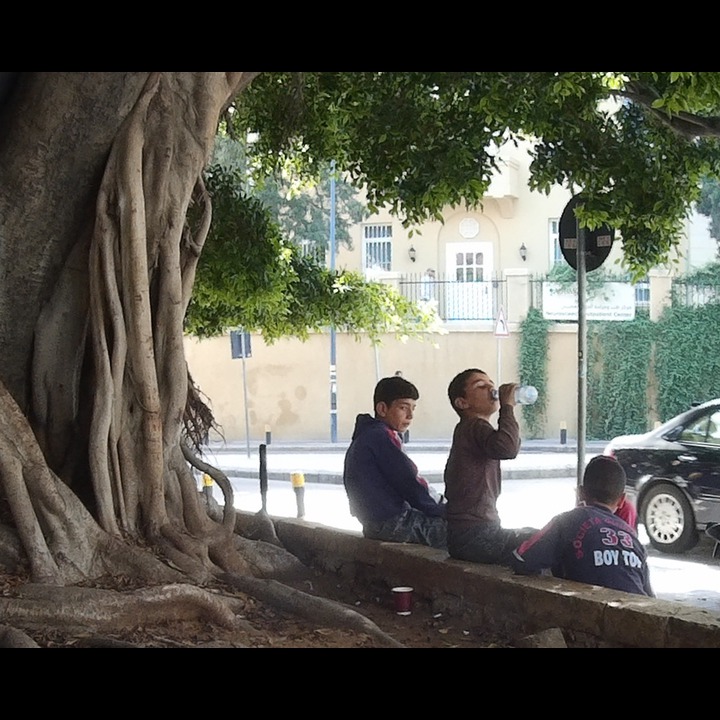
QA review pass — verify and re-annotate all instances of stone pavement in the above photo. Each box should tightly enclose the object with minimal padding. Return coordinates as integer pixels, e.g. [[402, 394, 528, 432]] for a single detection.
[[203, 437, 610, 484]]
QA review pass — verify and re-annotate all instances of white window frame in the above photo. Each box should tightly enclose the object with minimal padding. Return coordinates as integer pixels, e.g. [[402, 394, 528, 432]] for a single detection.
[[549, 218, 562, 265], [634, 277, 650, 308], [363, 223, 393, 271]]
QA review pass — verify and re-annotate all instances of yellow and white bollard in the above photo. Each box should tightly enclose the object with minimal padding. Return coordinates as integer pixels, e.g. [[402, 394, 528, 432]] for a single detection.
[[202, 473, 214, 502], [291, 472, 305, 518]]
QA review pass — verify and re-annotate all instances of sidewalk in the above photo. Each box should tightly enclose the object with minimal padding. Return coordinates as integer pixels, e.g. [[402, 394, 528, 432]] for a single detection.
[[204, 438, 610, 483]]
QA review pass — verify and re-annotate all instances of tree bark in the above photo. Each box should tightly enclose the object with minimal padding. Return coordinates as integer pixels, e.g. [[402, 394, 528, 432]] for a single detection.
[[0, 72, 402, 648], [0, 73, 261, 585]]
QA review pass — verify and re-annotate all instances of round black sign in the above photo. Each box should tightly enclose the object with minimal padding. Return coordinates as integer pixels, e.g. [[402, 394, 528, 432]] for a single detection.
[[558, 195, 614, 272]]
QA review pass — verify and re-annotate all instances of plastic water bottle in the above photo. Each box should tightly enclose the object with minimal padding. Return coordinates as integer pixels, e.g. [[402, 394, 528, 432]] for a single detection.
[[491, 385, 538, 405], [515, 385, 538, 405]]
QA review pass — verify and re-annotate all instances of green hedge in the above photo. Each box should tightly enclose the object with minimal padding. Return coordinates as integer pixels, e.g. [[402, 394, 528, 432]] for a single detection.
[[587, 312, 653, 439], [519, 290, 720, 440], [654, 303, 720, 421], [518, 307, 549, 438]]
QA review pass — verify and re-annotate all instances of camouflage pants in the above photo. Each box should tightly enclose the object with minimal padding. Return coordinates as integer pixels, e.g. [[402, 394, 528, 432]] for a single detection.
[[363, 508, 448, 550]]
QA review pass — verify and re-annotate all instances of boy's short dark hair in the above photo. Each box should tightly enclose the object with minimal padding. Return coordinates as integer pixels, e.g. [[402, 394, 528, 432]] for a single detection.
[[447, 368, 485, 416], [582, 455, 627, 505], [373, 376, 419, 407]]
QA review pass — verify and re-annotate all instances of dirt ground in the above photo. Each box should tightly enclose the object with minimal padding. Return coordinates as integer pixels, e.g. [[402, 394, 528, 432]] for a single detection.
[[2, 567, 519, 649], [222, 569, 519, 649]]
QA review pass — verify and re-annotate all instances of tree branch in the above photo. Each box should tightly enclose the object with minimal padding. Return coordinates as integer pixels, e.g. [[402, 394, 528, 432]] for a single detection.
[[620, 82, 720, 138]]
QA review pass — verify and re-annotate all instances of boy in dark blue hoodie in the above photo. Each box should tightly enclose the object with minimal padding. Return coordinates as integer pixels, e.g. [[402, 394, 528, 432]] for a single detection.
[[510, 455, 654, 596], [343, 376, 447, 549]]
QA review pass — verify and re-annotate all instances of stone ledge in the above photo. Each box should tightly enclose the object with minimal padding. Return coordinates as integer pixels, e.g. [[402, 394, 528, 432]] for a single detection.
[[250, 512, 720, 648]]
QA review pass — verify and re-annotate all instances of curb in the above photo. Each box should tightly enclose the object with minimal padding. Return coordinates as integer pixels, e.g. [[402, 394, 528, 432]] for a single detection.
[[223, 467, 579, 484], [211, 442, 607, 455]]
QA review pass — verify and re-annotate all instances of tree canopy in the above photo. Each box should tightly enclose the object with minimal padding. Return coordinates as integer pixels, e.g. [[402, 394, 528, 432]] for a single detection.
[[213, 135, 366, 255], [225, 72, 720, 280], [184, 163, 440, 341], [697, 176, 720, 248], [189, 73, 720, 341]]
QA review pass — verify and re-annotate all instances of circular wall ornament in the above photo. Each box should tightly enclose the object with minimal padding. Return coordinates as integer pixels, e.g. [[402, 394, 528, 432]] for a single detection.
[[459, 217, 479, 239]]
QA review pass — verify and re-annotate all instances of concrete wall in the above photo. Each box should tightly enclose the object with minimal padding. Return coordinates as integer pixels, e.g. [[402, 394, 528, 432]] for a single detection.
[[185, 323, 583, 445], [254, 512, 720, 648]]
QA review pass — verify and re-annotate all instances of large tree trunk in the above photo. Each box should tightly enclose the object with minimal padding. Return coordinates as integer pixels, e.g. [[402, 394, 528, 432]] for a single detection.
[[0, 72, 407, 646], [0, 72, 257, 582]]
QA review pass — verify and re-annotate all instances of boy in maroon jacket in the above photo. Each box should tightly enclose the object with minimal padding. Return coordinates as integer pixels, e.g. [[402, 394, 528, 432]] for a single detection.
[[443, 368, 537, 565]]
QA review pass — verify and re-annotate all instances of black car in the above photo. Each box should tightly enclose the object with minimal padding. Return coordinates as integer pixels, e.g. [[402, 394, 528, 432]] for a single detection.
[[604, 398, 720, 555]]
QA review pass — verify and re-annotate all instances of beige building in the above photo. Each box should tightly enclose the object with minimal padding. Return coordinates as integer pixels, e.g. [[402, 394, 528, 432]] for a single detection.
[[185, 142, 711, 445]]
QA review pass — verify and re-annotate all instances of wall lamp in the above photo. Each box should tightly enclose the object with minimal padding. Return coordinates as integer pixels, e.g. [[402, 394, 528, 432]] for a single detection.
[[519, 243, 527, 262], [408, 245, 417, 262]]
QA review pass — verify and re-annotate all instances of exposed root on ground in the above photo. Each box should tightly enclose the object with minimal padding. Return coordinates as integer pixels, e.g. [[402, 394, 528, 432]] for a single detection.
[[0, 570, 408, 648], [219, 572, 406, 648], [1, 583, 239, 635]]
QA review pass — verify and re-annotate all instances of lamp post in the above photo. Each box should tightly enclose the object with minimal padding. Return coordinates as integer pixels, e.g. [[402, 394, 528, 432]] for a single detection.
[[329, 161, 338, 443]]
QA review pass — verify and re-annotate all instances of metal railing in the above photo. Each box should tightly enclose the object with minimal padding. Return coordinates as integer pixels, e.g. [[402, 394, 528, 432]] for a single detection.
[[395, 272, 695, 323], [398, 272, 505, 322], [671, 280, 720, 308]]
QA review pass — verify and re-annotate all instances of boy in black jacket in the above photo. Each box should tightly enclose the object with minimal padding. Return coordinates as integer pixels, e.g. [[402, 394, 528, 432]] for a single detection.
[[343, 376, 447, 548]]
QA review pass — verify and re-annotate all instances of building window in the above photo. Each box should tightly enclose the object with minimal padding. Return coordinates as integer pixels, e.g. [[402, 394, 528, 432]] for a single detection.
[[363, 224, 393, 271], [635, 277, 650, 308], [550, 218, 562, 264], [454, 251, 484, 282]]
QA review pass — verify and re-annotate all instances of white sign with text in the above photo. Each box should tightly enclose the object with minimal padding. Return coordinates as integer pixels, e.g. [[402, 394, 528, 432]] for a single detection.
[[542, 282, 636, 321]]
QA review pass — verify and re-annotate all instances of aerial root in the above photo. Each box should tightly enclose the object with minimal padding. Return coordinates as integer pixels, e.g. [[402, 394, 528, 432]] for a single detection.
[[219, 572, 406, 648], [0, 582, 242, 636]]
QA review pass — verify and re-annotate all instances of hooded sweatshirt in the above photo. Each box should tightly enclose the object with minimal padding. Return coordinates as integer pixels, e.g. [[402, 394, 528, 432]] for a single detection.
[[511, 503, 654, 596], [343, 413, 444, 525]]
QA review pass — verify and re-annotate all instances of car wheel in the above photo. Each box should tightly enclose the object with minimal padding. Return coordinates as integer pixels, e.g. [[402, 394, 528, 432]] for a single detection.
[[640, 482, 699, 554]]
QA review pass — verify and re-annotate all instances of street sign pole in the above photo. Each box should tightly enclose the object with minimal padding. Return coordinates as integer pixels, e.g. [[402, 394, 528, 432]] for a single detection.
[[577, 224, 587, 488], [494, 306, 509, 384], [241, 334, 251, 459], [558, 195, 615, 489], [230, 330, 253, 458]]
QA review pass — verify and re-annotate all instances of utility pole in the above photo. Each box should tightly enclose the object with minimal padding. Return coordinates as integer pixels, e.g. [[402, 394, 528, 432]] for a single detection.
[[577, 223, 587, 487], [329, 161, 338, 443]]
